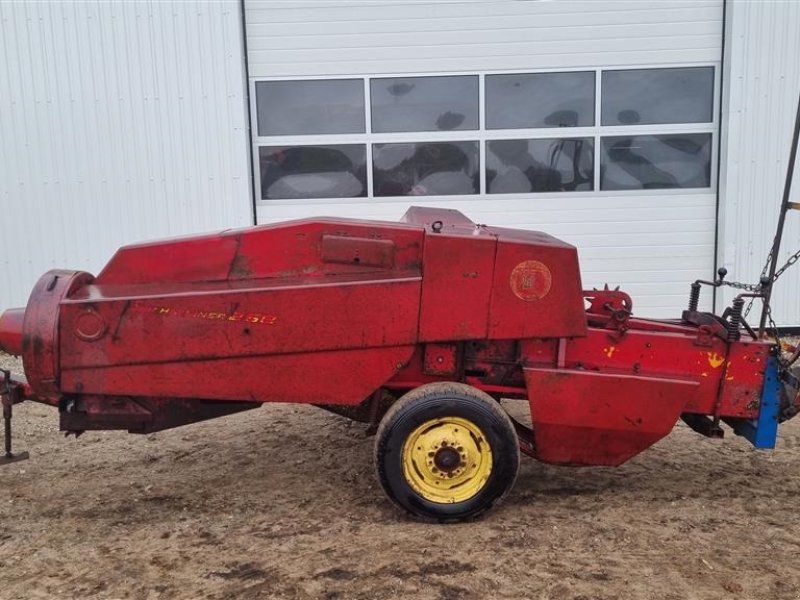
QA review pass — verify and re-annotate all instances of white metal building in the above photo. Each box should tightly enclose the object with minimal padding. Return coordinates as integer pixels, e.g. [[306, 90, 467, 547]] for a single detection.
[[1, 0, 799, 325]]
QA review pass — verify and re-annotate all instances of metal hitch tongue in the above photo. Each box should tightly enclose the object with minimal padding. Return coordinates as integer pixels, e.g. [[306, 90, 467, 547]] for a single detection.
[[1, 369, 29, 465], [0, 308, 25, 356]]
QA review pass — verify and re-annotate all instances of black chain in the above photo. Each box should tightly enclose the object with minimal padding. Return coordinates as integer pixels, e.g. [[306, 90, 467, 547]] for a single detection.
[[720, 280, 760, 292], [767, 249, 800, 367], [743, 249, 775, 317], [714, 247, 800, 360], [772, 247, 800, 282], [764, 303, 786, 364], [727, 247, 800, 317]]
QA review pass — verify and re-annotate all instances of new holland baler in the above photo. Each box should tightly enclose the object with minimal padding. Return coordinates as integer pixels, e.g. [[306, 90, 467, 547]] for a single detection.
[[1, 206, 799, 521]]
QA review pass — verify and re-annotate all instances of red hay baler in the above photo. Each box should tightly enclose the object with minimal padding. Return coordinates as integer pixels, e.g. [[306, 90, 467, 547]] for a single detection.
[[1, 206, 799, 521]]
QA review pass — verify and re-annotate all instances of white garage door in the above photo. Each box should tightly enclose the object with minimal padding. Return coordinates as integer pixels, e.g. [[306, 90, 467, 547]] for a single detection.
[[244, 0, 723, 318]]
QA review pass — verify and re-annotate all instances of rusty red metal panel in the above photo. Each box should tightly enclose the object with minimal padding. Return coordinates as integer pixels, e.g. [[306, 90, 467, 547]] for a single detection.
[[320, 235, 396, 269], [524, 367, 697, 466], [386, 340, 529, 397], [96, 235, 241, 285], [716, 340, 771, 418], [487, 229, 586, 340], [423, 343, 458, 376], [61, 346, 415, 405], [418, 231, 496, 341], [544, 329, 730, 416], [233, 220, 423, 281], [96, 219, 424, 286], [20, 270, 93, 397], [551, 329, 770, 419], [59, 276, 421, 369]]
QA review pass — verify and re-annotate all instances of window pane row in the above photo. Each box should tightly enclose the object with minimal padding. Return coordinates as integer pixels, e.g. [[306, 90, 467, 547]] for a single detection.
[[256, 67, 714, 137], [259, 133, 711, 199]]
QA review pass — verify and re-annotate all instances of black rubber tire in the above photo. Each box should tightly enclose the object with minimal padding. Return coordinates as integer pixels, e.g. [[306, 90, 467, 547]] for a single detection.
[[374, 382, 520, 522]]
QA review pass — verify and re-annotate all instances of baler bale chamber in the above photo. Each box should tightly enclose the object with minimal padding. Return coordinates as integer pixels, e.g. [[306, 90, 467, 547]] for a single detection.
[[1, 206, 799, 522]]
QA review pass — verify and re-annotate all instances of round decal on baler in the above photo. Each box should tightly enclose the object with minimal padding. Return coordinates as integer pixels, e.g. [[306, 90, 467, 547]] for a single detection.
[[74, 309, 108, 342], [510, 260, 552, 301]]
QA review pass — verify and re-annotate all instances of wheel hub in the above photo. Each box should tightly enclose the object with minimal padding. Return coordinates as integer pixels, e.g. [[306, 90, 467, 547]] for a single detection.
[[401, 416, 493, 504], [433, 446, 461, 472]]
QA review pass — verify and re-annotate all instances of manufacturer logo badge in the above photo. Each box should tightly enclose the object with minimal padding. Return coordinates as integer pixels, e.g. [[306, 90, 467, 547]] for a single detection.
[[510, 260, 552, 301]]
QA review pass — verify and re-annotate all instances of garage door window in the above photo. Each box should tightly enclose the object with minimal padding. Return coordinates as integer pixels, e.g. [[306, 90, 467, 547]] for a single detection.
[[255, 79, 365, 136], [373, 141, 479, 196], [371, 76, 478, 133], [487, 138, 594, 193], [601, 67, 714, 126], [600, 133, 712, 191], [486, 72, 595, 129], [252, 65, 716, 201], [259, 145, 367, 200]]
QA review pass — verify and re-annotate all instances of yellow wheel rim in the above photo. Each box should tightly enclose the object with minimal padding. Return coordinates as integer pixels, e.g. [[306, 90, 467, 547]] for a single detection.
[[401, 416, 492, 504]]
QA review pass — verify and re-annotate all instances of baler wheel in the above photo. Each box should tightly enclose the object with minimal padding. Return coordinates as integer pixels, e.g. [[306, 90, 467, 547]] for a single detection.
[[374, 382, 520, 522]]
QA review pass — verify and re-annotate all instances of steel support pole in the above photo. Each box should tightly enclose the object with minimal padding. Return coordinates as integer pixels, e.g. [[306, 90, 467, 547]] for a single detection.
[[758, 88, 800, 337]]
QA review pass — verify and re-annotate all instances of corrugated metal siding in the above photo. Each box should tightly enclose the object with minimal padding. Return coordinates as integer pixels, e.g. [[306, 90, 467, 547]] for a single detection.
[[718, 0, 800, 326], [246, 0, 723, 318], [0, 0, 252, 309], [245, 0, 722, 76]]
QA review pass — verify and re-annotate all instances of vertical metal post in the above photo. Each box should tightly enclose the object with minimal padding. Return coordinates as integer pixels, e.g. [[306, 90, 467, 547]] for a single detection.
[[1, 369, 11, 459], [3, 401, 12, 459], [0, 370, 29, 464], [758, 88, 800, 337]]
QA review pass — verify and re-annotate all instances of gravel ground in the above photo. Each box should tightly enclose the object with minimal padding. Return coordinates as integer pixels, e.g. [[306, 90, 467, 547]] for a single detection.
[[0, 350, 799, 600], [0, 353, 20, 373]]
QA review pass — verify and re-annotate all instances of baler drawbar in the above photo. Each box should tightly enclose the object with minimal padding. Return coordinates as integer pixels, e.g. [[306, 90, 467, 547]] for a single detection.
[[1, 206, 799, 521]]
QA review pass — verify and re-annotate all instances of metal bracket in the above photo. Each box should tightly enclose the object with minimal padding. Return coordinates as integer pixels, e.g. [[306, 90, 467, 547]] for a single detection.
[[584, 288, 633, 340], [728, 354, 781, 449]]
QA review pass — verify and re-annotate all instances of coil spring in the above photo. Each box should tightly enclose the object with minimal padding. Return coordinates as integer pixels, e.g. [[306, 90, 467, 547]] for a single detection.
[[727, 297, 744, 341], [688, 282, 701, 312]]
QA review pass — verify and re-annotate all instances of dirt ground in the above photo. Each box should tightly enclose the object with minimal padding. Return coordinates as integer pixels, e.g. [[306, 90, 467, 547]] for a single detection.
[[1, 352, 799, 600]]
